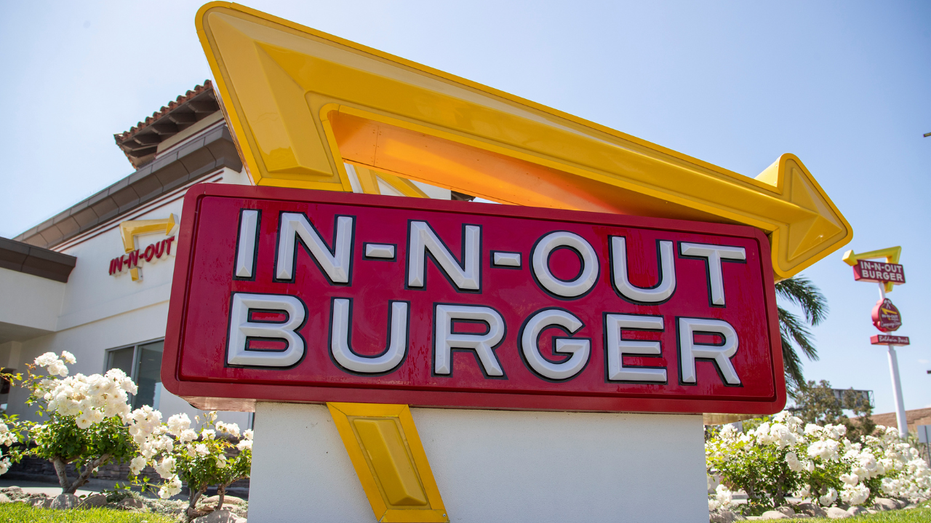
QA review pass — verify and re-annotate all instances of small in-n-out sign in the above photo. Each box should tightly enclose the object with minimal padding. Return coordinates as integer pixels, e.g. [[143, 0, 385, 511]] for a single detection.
[[162, 184, 785, 414], [853, 260, 905, 285]]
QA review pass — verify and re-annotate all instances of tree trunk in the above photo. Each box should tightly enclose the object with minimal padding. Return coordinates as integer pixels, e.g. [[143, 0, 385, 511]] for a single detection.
[[52, 454, 113, 495], [51, 457, 74, 493], [69, 454, 111, 494], [185, 487, 214, 523], [215, 484, 226, 511]]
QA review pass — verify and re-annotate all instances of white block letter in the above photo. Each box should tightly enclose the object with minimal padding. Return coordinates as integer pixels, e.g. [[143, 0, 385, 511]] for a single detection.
[[408, 221, 481, 291], [434, 305, 504, 377], [605, 314, 666, 382], [531, 231, 598, 298], [611, 237, 676, 303], [227, 293, 305, 367], [678, 317, 741, 385], [330, 298, 409, 374], [276, 213, 353, 283], [235, 210, 259, 278], [520, 309, 590, 380], [679, 243, 746, 306]]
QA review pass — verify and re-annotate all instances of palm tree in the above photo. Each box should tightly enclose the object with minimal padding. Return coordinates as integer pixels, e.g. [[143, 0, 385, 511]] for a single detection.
[[775, 276, 827, 397]]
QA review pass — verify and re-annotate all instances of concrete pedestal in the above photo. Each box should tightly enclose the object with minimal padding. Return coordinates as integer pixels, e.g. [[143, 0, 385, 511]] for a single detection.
[[248, 402, 708, 522]]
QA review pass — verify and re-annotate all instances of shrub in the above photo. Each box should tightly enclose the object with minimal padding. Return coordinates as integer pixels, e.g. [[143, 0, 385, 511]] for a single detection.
[[706, 411, 931, 515], [132, 411, 253, 522], [12, 352, 140, 494]]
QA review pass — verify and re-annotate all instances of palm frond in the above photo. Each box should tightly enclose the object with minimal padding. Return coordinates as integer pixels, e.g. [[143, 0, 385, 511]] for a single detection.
[[775, 276, 828, 326], [774, 276, 829, 398]]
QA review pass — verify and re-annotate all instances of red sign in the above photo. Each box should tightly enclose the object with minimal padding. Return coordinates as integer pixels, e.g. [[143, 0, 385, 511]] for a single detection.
[[163, 184, 785, 414], [872, 298, 903, 332], [854, 260, 905, 285], [871, 334, 910, 346]]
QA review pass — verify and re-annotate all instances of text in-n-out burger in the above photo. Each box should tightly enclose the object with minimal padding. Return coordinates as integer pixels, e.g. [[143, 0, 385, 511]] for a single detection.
[[108, 236, 176, 276], [162, 184, 786, 415], [853, 260, 905, 285]]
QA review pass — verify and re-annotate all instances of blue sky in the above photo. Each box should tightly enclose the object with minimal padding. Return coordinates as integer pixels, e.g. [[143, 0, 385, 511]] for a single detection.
[[1, 1, 929, 416]]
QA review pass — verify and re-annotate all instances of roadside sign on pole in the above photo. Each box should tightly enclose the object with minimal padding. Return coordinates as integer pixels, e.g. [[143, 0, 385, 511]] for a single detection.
[[843, 246, 910, 439]]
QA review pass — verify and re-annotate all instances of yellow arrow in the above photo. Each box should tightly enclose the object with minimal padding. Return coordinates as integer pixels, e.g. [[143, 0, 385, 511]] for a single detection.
[[119, 214, 177, 281], [196, 3, 851, 280], [119, 214, 177, 253], [842, 246, 902, 293]]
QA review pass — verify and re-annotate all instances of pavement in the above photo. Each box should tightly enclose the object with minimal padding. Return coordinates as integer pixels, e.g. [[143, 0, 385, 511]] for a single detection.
[[0, 476, 156, 498]]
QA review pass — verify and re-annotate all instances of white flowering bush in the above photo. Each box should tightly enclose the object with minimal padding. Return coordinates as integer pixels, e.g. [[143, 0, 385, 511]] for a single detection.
[[133, 411, 253, 522], [706, 412, 931, 515], [14, 351, 145, 494]]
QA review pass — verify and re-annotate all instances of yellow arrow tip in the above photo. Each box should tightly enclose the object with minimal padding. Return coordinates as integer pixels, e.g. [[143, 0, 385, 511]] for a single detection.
[[841, 249, 857, 266], [780, 157, 851, 270]]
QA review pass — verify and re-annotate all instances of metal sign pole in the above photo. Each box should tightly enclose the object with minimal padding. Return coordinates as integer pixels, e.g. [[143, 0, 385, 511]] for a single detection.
[[878, 281, 909, 439]]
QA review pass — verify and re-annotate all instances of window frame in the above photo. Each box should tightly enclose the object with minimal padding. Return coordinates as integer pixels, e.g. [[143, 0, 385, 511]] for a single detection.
[[103, 337, 165, 409]]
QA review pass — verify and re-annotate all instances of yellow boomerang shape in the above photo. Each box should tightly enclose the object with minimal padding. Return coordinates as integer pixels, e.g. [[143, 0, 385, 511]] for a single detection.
[[842, 246, 902, 293], [195, 2, 851, 281]]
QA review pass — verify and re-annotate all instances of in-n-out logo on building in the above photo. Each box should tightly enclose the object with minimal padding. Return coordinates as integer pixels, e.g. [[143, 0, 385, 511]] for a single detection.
[[108, 215, 178, 281]]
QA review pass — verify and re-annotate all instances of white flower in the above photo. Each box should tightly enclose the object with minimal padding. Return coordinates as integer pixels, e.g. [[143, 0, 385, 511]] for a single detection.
[[167, 413, 191, 436], [126, 406, 163, 445], [35, 352, 60, 367], [807, 440, 840, 461], [0, 423, 16, 447], [785, 451, 802, 472], [60, 351, 76, 364], [159, 475, 182, 499], [236, 439, 253, 451], [804, 424, 823, 437], [76, 412, 94, 429], [201, 429, 216, 440], [824, 424, 847, 440], [194, 444, 209, 456], [769, 424, 796, 448], [129, 456, 147, 476], [840, 483, 870, 506], [154, 457, 176, 479], [819, 487, 837, 506], [243, 429, 254, 440], [217, 422, 240, 438], [840, 473, 859, 486], [0, 458, 10, 475], [180, 429, 197, 443], [714, 485, 733, 508]]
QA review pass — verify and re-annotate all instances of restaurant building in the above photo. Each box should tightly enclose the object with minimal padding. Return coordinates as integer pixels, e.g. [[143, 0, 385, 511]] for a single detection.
[[0, 81, 451, 427]]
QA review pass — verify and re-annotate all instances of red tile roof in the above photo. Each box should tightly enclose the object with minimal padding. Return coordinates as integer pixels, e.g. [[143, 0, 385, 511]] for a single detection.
[[115, 80, 214, 143], [113, 80, 220, 169]]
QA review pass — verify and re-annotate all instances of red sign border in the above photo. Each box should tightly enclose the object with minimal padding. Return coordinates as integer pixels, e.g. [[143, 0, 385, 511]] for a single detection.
[[163, 183, 786, 414]]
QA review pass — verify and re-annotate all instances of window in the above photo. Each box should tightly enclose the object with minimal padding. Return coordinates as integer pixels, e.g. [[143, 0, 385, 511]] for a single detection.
[[105, 340, 164, 410]]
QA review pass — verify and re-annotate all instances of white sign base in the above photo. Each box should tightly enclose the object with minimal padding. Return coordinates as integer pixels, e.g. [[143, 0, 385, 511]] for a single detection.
[[248, 402, 709, 522]]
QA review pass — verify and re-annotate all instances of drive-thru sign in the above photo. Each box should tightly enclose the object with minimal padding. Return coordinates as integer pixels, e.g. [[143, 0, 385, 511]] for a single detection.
[[163, 184, 785, 414]]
